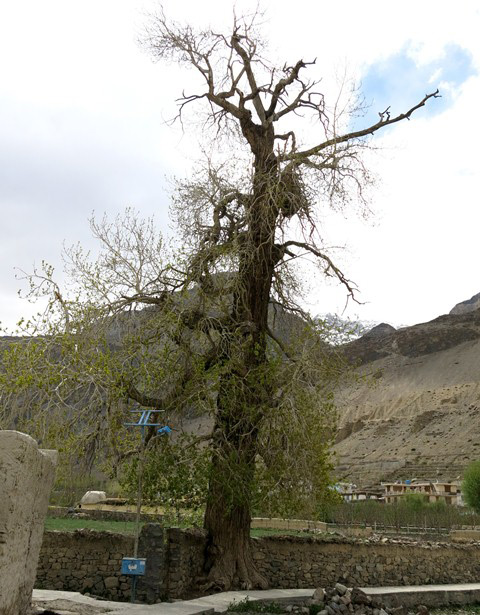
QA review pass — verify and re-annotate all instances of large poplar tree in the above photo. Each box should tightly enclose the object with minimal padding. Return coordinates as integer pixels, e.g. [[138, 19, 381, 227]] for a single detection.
[[141, 10, 437, 589], [0, 9, 437, 593]]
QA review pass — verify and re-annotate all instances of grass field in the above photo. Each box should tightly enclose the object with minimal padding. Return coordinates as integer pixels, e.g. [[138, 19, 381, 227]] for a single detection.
[[44, 517, 141, 533], [44, 517, 314, 537]]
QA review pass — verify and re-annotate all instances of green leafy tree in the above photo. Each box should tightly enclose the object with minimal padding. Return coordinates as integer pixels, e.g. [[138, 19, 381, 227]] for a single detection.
[[462, 460, 480, 513], [0, 8, 438, 591], [120, 432, 210, 525]]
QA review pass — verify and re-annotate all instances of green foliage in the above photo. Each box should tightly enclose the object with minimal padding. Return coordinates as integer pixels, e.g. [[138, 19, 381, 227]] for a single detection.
[[0, 265, 347, 521], [462, 460, 480, 513], [430, 607, 480, 615], [321, 498, 480, 532], [227, 599, 284, 613], [403, 493, 429, 511], [251, 324, 345, 519], [119, 432, 210, 523]]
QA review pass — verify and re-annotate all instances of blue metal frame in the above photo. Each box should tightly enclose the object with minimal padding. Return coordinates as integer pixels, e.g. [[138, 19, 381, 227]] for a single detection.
[[124, 408, 172, 441]]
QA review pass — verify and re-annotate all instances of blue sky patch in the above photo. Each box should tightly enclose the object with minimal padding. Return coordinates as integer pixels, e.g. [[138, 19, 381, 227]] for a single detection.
[[354, 43, 476, 130]]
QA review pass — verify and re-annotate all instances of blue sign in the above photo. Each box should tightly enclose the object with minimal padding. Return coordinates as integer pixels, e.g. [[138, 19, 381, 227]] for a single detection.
[[121, 557, 146, 576]]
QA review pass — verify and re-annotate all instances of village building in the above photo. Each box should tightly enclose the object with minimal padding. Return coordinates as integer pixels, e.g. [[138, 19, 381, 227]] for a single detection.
[[382, 480, 463, 506], [335, 482, 382, 503]]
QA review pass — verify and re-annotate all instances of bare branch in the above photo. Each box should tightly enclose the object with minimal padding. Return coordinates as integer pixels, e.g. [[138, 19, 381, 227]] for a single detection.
[[277, 240, 358, 300], [284, 90, 440, 164], [230, 32, 266, 124], [266, 325, 296, 361]]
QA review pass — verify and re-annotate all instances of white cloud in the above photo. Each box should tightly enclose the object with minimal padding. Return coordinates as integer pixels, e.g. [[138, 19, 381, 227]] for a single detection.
[[0, 0, 479, 329]]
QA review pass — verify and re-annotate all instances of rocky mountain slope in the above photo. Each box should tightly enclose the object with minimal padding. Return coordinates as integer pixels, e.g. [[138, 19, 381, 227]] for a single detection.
[[450, 291, 480, 315], [334, 300, 480, 487], [3, 290, 479, 490]]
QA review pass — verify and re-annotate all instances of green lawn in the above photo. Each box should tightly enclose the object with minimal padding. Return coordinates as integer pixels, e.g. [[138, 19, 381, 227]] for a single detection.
[[44, 517, 141, 534], [45, 517, 315, 537]]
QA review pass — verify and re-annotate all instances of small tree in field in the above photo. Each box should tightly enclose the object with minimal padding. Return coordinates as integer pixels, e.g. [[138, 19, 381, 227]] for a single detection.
[[0, 9, 438, 591], [462, 460, 480, 513]]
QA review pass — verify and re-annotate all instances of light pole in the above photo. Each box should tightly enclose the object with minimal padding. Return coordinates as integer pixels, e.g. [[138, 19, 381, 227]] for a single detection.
[[121, 408, 171, 602]]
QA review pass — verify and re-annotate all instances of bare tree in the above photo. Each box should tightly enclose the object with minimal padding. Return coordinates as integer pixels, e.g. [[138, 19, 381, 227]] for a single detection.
[[140, 9, 438, 589], [0, 9, 438, 593]]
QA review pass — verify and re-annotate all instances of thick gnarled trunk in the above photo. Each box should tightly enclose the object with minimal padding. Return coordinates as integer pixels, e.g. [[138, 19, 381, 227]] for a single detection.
[[201, 147, 278, 591], [203, 429, 267, 590]]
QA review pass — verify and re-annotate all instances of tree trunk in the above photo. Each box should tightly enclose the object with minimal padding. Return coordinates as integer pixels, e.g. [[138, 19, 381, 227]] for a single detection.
[[201, 130, 277, 591], [202, 432, 268, 591]]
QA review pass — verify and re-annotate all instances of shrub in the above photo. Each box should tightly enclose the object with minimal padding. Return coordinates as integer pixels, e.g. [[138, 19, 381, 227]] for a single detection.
[[228, 599, 284, 613], [462, 460, 480, 513]]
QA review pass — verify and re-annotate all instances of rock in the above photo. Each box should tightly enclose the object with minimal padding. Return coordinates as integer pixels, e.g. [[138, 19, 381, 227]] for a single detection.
[[312, 588, 326, 604], [351, 588, 371, 605], [417, 606, 429, 615], [0, 431, 57, 615], [371, 598, 385, 610], [103, 576, 119, 589], [363, 323, 396, 338], [80, 490, 107, 505], [450, 292, 480, 315], [335, 583, 348, 596]]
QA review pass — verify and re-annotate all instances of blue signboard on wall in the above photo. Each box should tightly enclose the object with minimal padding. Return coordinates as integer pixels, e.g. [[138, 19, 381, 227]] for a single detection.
[[121, 557, 146, 576]]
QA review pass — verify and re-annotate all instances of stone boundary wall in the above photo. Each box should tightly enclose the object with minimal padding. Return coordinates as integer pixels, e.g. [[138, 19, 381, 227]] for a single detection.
[[36, 530, 134, 601], [251, 518, 327, 532], [36, 527, 480, 603], [253, 535, 480, 589]]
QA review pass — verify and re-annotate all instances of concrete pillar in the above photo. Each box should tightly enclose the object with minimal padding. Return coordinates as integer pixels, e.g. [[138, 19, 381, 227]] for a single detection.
[[0, 431, 57, 615]]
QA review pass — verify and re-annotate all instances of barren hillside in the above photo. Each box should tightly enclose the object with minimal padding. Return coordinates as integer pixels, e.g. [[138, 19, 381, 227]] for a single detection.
[[334, 305, 480, 487]]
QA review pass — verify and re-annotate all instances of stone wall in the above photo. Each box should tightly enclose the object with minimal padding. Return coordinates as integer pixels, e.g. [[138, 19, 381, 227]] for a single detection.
[[36, 530, 134, 601], [253, 535, 480, 589], [36, 527, 480, 603]]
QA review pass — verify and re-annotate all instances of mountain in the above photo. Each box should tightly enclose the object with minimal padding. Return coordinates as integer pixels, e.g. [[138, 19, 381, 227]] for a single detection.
[[450, 291, 480, 315], [3, 291, 480, 490], [334, 301, 480, 487]]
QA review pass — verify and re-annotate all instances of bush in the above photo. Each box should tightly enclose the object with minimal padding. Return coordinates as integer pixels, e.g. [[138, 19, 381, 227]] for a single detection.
[[318, 496, 480, 531], [228, 599, 284, 613], [462, 460, 480, 513], [403, 493, 429, 511]]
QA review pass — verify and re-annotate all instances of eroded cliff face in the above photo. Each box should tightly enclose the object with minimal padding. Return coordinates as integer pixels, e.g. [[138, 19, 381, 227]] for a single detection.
[[334, 309, 480, 487], [450, 291, 480, 315]]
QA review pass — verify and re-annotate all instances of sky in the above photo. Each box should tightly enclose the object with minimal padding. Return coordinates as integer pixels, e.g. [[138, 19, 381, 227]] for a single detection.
[[1, 0, 479, 331]]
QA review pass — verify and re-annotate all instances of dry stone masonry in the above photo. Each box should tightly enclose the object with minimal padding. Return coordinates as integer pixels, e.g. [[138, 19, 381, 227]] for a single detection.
[[36, 530, 134, 601], [36, 527, 480, 602], [0, 431, 57, 615]]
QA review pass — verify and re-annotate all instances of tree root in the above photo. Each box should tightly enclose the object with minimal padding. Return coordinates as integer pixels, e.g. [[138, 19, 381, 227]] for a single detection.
[[197, 546, 268, 593]]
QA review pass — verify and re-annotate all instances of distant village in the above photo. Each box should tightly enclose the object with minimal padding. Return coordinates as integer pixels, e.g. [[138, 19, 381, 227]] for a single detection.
[[336, 479, 464, 506]]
